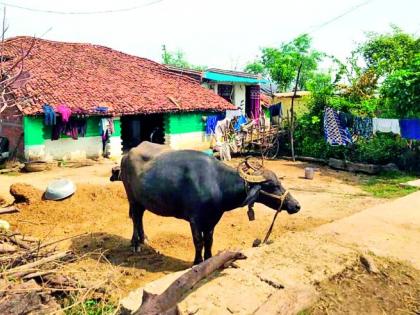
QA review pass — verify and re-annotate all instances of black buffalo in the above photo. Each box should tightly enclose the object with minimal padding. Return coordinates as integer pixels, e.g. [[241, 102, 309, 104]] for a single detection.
[[111, 142, 300, 264]]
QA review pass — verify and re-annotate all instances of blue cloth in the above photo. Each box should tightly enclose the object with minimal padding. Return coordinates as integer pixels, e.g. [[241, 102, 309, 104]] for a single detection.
[[352, 117, 373, 138], [269, 103, 282, 117], [399, 119, 420, 140], [324, 107, 352, 146], [234, 115, 247, 131], [206, 116, 218, 135], [42, 104, 56, 126], [95, 106, 108, 113]]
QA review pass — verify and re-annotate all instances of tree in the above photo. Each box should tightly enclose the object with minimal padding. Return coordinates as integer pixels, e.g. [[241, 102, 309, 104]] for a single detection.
[[342, 27, 420, 102], [381, 53, 420, 117], [245, 34, 324, 92], [161, 45, 206, 71]]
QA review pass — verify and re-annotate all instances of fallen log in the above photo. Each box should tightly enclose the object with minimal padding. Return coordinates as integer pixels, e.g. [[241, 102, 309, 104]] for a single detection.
[[2, 251, 72, 278], [0, 206, 19, 215], [0, 243, 17, 253], [253, 285, 318, 315], [134, 251, 247, 315]]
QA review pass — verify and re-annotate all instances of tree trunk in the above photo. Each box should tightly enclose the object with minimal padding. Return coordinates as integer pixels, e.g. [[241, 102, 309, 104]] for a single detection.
[[134, 251, 247, 315]]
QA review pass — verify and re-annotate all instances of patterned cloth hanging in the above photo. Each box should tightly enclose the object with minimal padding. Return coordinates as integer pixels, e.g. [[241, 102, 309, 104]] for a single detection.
[[352, 116, 373, 138], [324, 107, 352, 146]]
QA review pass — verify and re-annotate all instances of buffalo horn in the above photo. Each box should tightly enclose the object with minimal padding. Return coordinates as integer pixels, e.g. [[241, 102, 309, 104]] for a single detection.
[[238, 161, 266, 183]]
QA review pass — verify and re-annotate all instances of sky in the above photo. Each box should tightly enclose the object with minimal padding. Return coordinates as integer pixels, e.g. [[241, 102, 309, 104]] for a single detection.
[[3, 0, 420, 70]]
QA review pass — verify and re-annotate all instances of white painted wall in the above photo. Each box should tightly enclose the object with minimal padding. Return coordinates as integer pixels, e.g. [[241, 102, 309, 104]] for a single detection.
[[165, 131, 211, 150], [25, 135, 122, 161], [233, 84, 246, 115]]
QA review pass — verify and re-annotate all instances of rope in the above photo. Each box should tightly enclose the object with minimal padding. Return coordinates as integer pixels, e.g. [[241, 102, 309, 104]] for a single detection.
[[262, 190, 289, 244]]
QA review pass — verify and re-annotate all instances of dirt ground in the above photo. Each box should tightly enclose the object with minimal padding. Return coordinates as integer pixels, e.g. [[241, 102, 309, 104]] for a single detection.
[[310, 256, 420, 315], [0, 159, 400, 303]]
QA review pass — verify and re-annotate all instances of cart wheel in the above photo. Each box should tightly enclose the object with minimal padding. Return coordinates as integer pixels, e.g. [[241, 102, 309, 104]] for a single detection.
[[263, 137, 279, 160]]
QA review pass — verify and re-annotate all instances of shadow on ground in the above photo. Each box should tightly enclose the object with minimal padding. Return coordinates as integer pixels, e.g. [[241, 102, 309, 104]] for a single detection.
[[70, 232, 191, 273]]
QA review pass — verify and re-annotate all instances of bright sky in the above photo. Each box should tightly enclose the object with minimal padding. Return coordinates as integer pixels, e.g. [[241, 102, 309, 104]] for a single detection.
[[3, 0, 420, 70]]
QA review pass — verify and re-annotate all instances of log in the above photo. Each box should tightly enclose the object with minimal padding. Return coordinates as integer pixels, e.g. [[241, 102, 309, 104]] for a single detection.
[[9, 235, 31, 250], [0, 206, 19, 215], [2, 251, 72, 278], [134, 251, 247, 315], [0, 243, 17, 253], [253, 285, 318, 315]]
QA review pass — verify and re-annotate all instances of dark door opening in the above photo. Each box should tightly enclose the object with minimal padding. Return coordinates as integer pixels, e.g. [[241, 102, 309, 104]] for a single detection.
[[245, 85, 252, 118], [121, 114, 164, 152]]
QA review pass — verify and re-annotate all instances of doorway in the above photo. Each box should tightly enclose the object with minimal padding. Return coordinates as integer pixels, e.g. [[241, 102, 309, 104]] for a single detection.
[[120, 114, 164, 152]]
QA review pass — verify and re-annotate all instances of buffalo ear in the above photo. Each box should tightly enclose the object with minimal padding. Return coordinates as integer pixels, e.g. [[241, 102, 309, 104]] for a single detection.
[[242, 185, 261, 206]]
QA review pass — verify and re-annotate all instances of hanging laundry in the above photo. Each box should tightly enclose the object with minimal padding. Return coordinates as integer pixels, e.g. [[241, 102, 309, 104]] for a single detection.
[[74, 117, 87, 137], [338, 111, 353, 128], [51, 117, 65, 140], [56, 104, 72, 123], [95, 106, 109, 113], [226, 109, 242, 119], [399, 119, 420, 140], [214, 118, 231, 142], [64, 118, 79, 140], [372, 118, 400, 135], [324, 107, 352, 146], [205, 116, 218, 135], [269, 103, 282, 117], [352, 117, 373, 138], [250, 86, 261, 121], [233, 115, 247, 131], [42, 104, 56, 126]]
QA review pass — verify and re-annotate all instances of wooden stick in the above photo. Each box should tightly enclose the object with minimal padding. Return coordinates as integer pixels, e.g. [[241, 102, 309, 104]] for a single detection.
[[0, 243, 17, 253], [2, 251, 71, 277], [134, 251, 247, 315], [36, 232, 87, 250], [9, 235, 31, 250], [290, 62, 303, 162], [0, 206, 19, 214], [22, 270, 55, 280]]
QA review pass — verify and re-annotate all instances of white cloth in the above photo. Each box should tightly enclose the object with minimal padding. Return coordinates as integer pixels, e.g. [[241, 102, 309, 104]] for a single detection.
[[225, 109, 242, 119], [214, 118, 230, 142], [372, 118, 400, 135]]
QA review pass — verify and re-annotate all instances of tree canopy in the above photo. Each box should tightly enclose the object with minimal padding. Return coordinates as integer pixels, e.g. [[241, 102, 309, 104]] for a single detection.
[[161, 45, 206, 71], [245, 34, 324, 92]]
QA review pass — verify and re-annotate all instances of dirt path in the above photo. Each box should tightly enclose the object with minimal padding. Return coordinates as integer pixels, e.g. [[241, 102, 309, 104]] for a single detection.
[[122, 191, 420, 314], [0, 159, 383, 298]]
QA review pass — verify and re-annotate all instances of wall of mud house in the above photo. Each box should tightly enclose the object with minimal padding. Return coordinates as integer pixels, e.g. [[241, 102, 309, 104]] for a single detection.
[[164, 112, 212, 150], [0, 105, 24, 158], [23, 116, 122, 161]]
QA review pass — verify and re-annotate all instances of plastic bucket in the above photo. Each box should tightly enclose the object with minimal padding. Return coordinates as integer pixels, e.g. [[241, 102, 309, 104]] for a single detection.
[[304, 167, 314, 180]]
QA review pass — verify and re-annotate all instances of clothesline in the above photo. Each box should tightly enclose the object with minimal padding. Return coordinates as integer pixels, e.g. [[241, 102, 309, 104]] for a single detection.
[[324, 107, 420, 146]]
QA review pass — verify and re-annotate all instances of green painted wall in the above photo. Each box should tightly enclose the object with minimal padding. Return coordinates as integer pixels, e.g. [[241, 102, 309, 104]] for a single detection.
[[164, 112, 206, 134], [23, 116, 121, 146]]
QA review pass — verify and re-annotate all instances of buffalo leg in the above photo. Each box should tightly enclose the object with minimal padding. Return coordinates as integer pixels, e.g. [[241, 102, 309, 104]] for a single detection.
[[203, 229, 214, 260], [131, 203, 146, 252], [190, 222, 204, 265]]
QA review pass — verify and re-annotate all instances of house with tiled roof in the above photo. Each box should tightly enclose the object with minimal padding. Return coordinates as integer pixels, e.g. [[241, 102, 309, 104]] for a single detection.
[[166, 66, 269, 120], [0, 37, 235, 161]]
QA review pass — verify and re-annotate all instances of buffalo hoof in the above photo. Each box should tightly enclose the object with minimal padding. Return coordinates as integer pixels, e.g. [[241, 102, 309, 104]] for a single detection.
[[193, 258, 203, 265]]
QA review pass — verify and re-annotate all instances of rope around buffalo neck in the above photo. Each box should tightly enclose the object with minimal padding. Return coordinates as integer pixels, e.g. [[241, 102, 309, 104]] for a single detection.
[[262, 190, 289, 244]]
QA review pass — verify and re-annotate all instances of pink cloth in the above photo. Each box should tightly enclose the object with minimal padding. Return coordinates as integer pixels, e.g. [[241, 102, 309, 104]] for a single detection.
[[56, 104, 72, 123]]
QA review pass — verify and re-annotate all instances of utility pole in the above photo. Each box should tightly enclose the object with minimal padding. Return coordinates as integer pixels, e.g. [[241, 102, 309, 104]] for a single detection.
[[290, 62, 303, 162]]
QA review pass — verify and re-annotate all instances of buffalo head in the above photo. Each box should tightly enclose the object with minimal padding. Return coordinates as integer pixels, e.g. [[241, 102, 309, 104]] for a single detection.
[[238, 158, 300, 214], [110, 166, 121, 182]]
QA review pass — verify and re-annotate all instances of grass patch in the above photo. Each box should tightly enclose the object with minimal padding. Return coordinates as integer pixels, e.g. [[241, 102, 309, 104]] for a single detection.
[[63, 298, 117, 315], [361, 171, 419, 198]]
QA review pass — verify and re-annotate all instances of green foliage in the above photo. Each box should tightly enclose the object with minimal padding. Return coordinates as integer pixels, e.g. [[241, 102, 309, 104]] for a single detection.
[[361, 171, 418, 198], [359, 26, 420, 78], [381, 53, 420, 117], [245, 34, 324, 91], [64, 299, 116, 315], [244, 61, 265, 75], [161, 45, 206, 71]]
